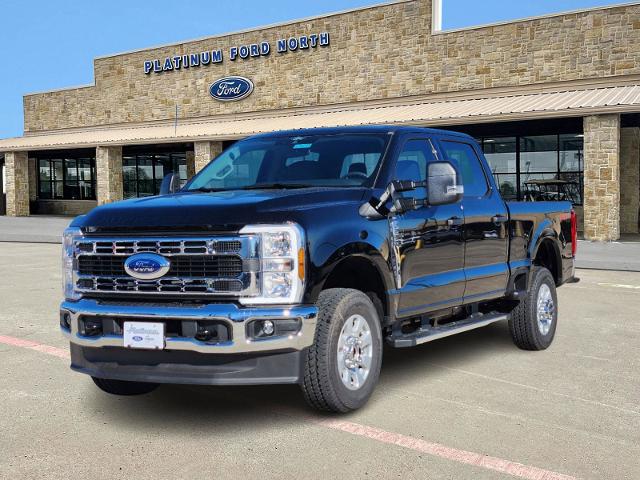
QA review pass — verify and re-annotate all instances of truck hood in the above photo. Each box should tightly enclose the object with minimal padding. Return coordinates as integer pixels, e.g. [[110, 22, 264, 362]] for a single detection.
[[76, 187, 368, 232]]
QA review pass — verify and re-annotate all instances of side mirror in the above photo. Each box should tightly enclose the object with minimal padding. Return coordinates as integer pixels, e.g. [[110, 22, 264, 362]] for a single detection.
[[427, 161, 463, 206], [159, 173, 181, 195]]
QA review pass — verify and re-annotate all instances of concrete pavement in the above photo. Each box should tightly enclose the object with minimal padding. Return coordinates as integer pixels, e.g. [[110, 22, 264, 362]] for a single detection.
[[0, 243, 638, 479], [0, 215, 71, 243]]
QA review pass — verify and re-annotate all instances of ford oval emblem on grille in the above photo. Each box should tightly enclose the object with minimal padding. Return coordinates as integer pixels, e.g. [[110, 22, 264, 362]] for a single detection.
[[209, 76, 254, 102], [124, 253, 171, 280]]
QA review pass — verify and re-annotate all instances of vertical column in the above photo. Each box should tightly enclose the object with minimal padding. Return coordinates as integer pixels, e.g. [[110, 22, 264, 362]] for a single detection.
[[194, 141, 223, 174], [583, 114, 621, 241], [5, 151, 30, 216], [620, 127, 640, 234], [28, 158, 38, 202], [186, 150, 196, 179], [96, 146, 123, 205]]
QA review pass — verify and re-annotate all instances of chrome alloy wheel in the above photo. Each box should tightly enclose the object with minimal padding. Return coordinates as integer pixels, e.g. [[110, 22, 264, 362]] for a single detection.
[[536, 283, 555, 335], [337, 314, 373, 391]]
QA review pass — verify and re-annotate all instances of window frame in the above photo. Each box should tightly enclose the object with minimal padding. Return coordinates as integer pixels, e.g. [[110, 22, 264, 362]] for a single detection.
[[123, 151, 188, 199], [439, 139, 491, 199], [478, 133, 584, 205], [36, 154, 96, 201]]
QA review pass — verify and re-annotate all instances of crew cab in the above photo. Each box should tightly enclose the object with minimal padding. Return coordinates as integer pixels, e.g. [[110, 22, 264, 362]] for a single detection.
[[60, 126, 577, 412]]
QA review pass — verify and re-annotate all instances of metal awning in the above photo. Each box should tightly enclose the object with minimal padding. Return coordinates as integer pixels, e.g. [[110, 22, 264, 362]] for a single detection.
[[2, 84, 640, 151]]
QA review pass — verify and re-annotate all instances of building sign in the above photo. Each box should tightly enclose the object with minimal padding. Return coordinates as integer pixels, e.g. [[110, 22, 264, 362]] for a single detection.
[[144, 32, 330, 75], [209, 77, 254, 102]]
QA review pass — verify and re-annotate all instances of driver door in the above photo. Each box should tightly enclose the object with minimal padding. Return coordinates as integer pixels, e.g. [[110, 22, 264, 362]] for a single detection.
[[391, 138, 465, 318]]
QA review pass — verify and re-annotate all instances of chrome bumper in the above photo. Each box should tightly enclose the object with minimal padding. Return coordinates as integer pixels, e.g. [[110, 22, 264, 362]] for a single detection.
[[60, 299, 318, 354]]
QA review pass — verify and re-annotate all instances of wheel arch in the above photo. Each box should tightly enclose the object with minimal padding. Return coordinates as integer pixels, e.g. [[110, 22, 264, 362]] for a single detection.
[[308, 243, 395, 325]]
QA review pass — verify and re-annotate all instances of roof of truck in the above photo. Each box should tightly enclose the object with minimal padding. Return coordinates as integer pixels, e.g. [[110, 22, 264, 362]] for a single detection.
[[249, 125, 473, 140]]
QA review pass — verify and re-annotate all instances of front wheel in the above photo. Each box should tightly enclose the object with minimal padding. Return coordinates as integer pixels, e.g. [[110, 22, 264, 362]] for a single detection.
[[509, 266, 558, 350], [92, 377, 159, 396], [302, 288, 383, 413]]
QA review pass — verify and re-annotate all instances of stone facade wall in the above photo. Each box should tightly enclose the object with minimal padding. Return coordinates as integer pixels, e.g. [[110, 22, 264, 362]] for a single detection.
[[583, 114, 621, 241], [5, 151, 30, 216], [28, 158, 37, 201], [96, 146, 123, 205], [194, 141, 223, 174], [23, 1, 640, 132], [620, 127, 640, 234]]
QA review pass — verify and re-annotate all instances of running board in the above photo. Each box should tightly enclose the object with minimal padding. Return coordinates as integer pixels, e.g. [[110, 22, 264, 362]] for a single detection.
[[388, 313, 509, 348]]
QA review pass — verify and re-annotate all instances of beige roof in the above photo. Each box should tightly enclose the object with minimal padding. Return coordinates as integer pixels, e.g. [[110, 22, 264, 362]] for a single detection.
[[2, 84, 640, 152]]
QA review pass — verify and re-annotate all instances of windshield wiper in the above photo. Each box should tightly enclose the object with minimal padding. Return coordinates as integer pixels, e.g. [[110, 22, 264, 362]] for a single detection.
[[188, 183, 315, 193], [239, 183, 315, 190], [190, 187, 227, 193]]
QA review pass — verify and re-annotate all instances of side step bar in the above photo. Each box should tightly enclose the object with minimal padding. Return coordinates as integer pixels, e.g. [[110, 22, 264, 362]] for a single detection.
[[387, 313, 509, 348]]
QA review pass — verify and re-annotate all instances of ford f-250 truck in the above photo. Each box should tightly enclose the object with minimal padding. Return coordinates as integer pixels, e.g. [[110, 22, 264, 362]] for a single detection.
[[60, 126, 577, 412]]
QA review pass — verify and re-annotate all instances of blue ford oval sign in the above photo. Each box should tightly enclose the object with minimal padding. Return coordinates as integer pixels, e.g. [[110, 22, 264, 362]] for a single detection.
[[124, 253, 171, 280], [209, 76, 254, 102]]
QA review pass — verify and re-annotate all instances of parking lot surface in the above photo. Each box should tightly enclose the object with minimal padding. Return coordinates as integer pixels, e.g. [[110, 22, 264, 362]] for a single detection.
[[0, 243, 638, 479]]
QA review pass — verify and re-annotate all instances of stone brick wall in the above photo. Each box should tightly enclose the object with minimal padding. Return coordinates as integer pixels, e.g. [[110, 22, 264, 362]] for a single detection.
[[620, 127, 640, 233], [96, 146, 123, 205], [5, 152, 30, 216], [23, 0, 640, 132], [28, 158, 37, 201], [583, 114, 621, 241], [194, 141, 223, 174]]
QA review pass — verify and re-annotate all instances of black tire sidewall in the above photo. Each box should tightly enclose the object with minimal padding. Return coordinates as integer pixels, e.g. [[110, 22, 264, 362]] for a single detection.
[[327, 292, 383, 411], [528, 267, 558, 349]]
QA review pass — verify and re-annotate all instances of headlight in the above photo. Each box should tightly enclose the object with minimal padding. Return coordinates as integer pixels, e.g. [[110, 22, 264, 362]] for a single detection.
[[62, 227, 82, 301], [239, 223, 305, 305]]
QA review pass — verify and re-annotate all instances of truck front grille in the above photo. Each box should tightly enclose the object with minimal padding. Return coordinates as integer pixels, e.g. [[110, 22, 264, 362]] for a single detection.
[[73, 236, 259, 297], [78, 255, 243, 278]]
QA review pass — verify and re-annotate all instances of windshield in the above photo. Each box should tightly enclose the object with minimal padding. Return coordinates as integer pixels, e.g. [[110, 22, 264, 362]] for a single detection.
[[185, 133, 390, 192]]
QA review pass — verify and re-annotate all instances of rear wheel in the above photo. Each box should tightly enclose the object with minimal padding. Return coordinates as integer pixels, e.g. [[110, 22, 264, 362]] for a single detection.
[[509, 266, 558, 350], [92, 377, 159, 396], [302, 288, 383, 413]]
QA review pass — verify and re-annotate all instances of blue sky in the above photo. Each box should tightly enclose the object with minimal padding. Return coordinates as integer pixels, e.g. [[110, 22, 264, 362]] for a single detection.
[[0, 0, 625, 138]]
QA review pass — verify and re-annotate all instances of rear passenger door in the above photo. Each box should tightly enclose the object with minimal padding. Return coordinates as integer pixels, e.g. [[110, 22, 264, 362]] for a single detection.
[[391, 138, 465, 318], [438, 139, 509, 304]]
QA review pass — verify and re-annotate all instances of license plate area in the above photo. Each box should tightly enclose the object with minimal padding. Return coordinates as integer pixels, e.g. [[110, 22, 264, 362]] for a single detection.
[[123, 321, 165, 350]]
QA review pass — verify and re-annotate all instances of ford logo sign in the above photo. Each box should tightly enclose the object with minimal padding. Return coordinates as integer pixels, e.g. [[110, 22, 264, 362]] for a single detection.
[[132, 336, 143, 342], [124, 253, 171, 280], [209, 76, 254, 102]]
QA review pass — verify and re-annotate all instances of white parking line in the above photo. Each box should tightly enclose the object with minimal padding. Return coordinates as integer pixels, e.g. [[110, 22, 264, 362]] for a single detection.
[[597, 282, 640, 289]]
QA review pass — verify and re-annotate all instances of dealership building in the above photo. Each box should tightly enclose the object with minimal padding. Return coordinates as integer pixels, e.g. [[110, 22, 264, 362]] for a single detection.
[[1, 0, 640, 241]]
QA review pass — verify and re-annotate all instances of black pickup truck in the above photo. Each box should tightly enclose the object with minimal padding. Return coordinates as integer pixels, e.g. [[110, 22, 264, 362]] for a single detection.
[[61, 126, 577, 412]]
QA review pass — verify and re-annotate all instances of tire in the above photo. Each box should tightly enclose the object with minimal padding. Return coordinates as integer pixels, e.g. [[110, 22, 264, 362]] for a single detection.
[[302, 288, 383, 413], [509, 266, 558, 351], [92, 377, 159, 396]]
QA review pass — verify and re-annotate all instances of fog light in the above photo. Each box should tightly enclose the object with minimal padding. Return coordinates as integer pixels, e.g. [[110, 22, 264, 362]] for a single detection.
[[80, 319, 102, 337], [262, 320, 275, 336], [195, 326, 217, 343]]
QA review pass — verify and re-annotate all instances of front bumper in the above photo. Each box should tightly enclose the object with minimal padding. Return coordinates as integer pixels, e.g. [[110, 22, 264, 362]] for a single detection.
[[60, 298, 317, 354], [60, 299, 318, 385]]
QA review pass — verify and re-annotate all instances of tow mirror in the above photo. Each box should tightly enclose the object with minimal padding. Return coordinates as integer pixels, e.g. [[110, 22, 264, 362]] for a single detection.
[[159, 173, 181, 195], [427, 161, 463, 206]]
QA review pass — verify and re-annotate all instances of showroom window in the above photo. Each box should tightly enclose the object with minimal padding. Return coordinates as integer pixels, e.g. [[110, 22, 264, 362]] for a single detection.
[[479, 133, 584, 204], [37, 154, 96, 200], [123, 151, 188, 199]]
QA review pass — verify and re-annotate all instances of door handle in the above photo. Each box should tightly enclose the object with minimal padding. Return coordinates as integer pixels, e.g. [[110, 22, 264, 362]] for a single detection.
[[447, 216, 464, 227], [492, 215, 508, 224]]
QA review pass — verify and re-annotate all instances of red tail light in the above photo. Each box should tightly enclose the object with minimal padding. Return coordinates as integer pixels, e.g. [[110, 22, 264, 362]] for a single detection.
[[570, 210, 578, 257]]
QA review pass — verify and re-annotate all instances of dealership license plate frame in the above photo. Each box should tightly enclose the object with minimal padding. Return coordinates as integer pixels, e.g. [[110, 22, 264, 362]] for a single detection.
[[123, 321, 165, 350]]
